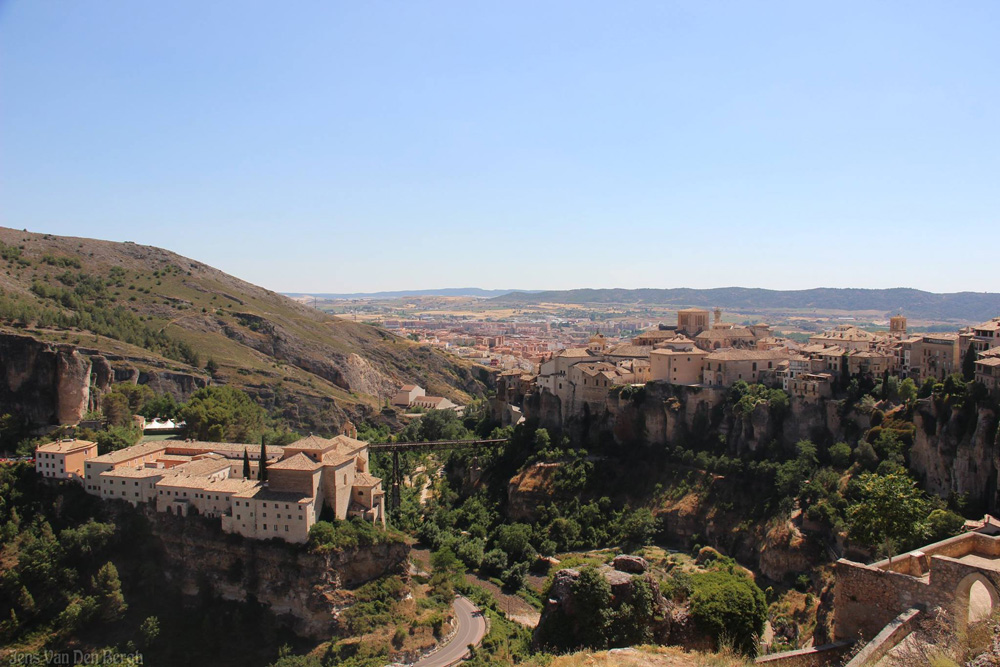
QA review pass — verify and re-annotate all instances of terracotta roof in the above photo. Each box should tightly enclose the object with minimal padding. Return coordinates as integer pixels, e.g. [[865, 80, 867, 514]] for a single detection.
[[974, 319, 1000, 332], [353, 472, 381, 487], [605, 344, 652, 358], [98, 467, 168, 479], [37, 439, 96, 454], [559, 348, 596, 358], [90, 442, 168, 465], [285, 434, 335, 451], [269, 453, 322, 471]]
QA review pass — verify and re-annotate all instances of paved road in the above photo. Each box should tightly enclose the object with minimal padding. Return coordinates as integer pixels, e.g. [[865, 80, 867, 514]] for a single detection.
[[411, 596, 487, 667]]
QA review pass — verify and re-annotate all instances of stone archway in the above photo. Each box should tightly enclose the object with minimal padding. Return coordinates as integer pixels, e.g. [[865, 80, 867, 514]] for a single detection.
[[955, 572, 1000, 634]]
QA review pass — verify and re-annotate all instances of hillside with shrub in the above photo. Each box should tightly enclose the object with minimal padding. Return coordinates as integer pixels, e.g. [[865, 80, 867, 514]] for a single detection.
[[0, 227, 488, 434]]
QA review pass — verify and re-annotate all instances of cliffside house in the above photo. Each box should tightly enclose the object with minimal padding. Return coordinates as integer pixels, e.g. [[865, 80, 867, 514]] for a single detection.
[[391, 384, 426, 407], [41, 432, 385, 544], [35, 438, 97, 481], [391, 384, 459, 412]]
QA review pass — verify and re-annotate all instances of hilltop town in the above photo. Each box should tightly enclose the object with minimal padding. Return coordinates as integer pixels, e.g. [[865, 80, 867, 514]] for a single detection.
[[490, 308, 1000, 427]]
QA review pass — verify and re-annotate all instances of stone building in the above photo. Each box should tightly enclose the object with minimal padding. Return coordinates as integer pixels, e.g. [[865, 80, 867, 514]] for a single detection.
[[35, 438, 97, 481], [701, 349, 790, 387], [46, 432, 385, 545]]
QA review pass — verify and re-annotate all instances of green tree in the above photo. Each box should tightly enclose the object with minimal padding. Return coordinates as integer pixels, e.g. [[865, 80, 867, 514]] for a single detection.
[[571, 565, 613, 649], [898, 378, 918, 404], [93, 562, 127, 622], [243, 447, 251, 479], [848, 472, 930, 555], [962, 345, 978, 382], [101, 392, 132, 428], [925, 508, 965, 543], [95, 425, 141, 454], [179, 386, 266, 442], [259, 440, 268, 483], [689, 568, 767, 656], [139, 615, 160, 648], [829, 442, 852, 469]]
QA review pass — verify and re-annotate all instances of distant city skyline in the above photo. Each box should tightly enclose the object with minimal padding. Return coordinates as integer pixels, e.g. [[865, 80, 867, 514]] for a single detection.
[[3, 2, 999, 294]]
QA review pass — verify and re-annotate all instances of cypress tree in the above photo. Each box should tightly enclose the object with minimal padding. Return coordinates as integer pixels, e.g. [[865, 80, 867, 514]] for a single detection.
[[962, 345, 978, 382], [243, 447, 251, 479], [258, 440, 268, 483]]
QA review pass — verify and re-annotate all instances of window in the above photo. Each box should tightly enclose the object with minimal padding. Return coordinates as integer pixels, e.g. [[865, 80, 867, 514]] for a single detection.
[[262, 524, 267, 530]]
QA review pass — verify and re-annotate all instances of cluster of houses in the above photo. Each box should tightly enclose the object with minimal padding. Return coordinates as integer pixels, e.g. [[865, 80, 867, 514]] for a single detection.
[[35, 427, 385, 544], [495, 308, 1000, 422]]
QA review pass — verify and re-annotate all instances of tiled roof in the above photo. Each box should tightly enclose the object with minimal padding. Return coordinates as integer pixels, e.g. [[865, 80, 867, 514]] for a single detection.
[[90, 442, 167, 465], [353, 472, 382, 487], [559, 348, 596, 358], [606, 344, 652, 358], [269, 453, 322, 471], [37, 439, 96, 454]]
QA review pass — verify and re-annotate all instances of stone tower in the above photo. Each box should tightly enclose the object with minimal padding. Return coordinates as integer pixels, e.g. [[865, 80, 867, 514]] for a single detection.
[[714, 308, 722, 325], [890, 315, 907, 336]]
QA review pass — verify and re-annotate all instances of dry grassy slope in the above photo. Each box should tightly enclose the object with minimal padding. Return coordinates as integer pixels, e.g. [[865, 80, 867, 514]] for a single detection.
[[0, 227, 488, 429]]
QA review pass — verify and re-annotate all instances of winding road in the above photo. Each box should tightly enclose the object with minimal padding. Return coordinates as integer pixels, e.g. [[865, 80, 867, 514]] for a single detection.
[[411, 596, 487, 667]]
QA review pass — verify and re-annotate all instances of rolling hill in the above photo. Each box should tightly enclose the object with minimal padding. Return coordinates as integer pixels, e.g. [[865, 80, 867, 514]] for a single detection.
[[0, 228, 488, 432], [490, 287, 1000, 322]]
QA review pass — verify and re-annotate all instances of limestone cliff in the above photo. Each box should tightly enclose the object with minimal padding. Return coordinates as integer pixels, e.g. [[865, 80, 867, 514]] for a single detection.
[[0, 332, 93, 425], [910, 398, 1000, 512], [0, 330, 208, 427], [142, 508, 409, 640]]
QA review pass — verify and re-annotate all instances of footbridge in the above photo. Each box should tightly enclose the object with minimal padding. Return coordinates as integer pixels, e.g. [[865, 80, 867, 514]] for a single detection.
[[369, 438, 509, 510]]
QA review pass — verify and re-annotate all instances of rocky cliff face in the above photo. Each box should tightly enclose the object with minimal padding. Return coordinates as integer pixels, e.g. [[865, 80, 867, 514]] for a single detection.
[[910, 398, 1000, 512], [0, 331, 209, 428], [0, 332, 92, 425], [143, 509, 409, 640]]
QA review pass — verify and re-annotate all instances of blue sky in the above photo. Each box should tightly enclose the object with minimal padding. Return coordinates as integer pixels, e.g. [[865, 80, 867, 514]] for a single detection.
[[2, 1, 998, 294]]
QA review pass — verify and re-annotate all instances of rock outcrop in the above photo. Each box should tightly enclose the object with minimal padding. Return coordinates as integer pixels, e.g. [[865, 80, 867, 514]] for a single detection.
[[910, 398, 1000, 512], [533, 564, 682, 648], [142, 508, 409, 640], [0, 332, 92, 425], [0, 331, 210, 428]]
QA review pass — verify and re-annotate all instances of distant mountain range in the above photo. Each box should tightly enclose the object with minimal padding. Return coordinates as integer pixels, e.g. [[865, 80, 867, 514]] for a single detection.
[[285, 288, 538, 299], [488, 287, 1000, 322]]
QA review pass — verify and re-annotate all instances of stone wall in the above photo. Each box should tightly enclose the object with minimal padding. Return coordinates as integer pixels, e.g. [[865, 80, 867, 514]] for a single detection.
[[833, 532, 1000, 641], [754, 641, 854, 667]]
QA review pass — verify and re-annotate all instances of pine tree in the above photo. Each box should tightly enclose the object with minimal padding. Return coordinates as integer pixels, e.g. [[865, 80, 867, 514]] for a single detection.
[[243, 447, 251, 479], [963, 344, 978, 382], [258, 440, 268, 483], [93, 562, 127, 622]]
